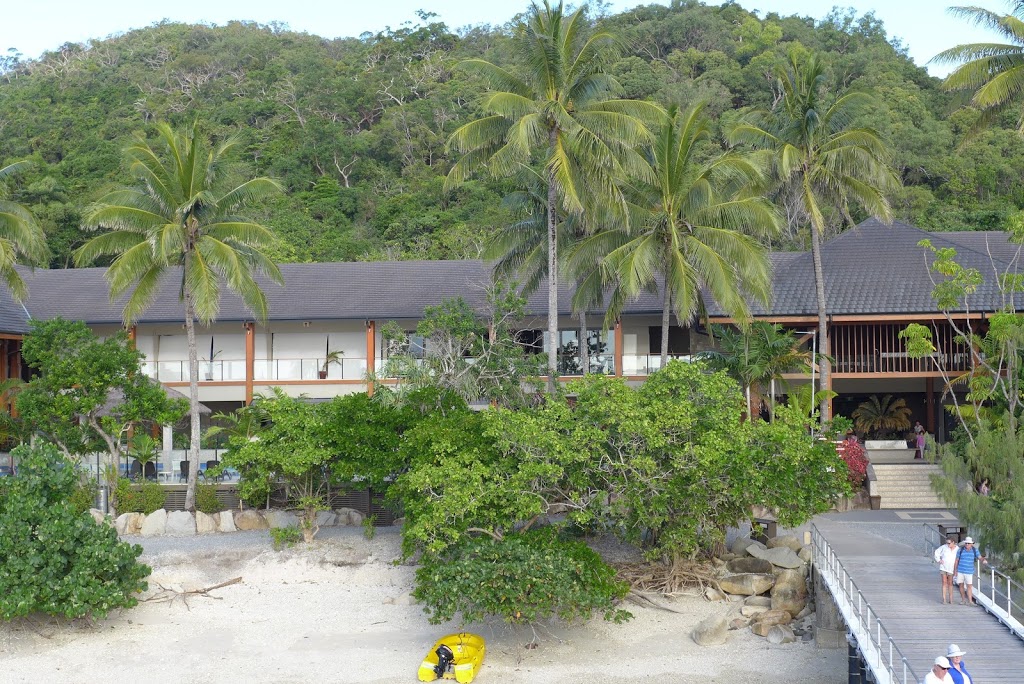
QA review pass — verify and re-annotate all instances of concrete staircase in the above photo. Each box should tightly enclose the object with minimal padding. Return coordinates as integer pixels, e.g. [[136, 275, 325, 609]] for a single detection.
[[869, 463, 948, 509]]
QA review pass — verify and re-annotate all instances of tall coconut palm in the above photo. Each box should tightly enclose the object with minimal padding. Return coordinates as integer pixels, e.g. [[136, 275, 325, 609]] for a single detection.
[[584, 102, 779, 370], [74, 122, 283, 511], [445, 0, 648, 391], [0, 160, 49, 301], [934, 2, 1024, 127], [727, 54, 898, 420]]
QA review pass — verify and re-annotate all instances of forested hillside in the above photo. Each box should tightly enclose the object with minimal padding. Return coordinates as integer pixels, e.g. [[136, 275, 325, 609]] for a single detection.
[[1, 0, 1022, 268]]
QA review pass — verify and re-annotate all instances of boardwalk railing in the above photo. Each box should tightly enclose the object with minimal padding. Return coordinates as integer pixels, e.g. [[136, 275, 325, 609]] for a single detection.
[[811, 525, 920, 684], [923, 524, 1024, 640]]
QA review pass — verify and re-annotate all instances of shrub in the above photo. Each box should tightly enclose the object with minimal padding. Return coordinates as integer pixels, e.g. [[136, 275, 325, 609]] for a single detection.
[[114, 478, 167, 515], [413, 528, 631, 626], [195, 483, 223, 514], [270, 525, 302, 550], [68, 480, 96, 514], [839, 438, 868, 489], [0, 443, 150, 620]]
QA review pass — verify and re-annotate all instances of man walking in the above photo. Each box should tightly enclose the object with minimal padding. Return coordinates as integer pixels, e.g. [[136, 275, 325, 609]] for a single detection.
[[933, 537, 958, 604], [953, 536, 988, 605], [925, 656, 953, 683]]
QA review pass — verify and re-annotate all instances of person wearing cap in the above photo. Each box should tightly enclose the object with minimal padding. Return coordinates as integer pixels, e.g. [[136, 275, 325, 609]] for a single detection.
[[945, 644, 973, 684], [933, 537, 959, 604], [953, 537, 988, 606], [925, 656, 954, 684]]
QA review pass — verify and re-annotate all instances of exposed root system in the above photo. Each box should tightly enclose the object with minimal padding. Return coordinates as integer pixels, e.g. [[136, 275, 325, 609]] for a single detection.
[[615, 559, 721, 602]]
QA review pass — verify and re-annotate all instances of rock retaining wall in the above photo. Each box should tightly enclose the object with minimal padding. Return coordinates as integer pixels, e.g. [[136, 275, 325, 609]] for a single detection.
[[90, 507, 374, 537]]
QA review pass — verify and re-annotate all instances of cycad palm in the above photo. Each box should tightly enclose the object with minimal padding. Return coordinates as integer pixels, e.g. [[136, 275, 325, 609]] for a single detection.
[[75, 122, 283, 510], [588, 102, 779, 370], [727, 54, 897, 420], [446, 0, 647, 391], [0, 160, 49, 300], [934, 2, 1024, 128]]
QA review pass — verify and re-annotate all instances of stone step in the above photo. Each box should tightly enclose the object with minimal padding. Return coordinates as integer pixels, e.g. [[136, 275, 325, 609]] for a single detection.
[[872, 464, 942, 471]]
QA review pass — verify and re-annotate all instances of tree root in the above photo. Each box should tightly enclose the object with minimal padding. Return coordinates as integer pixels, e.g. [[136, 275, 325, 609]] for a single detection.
[[141, 576, 242, 609], [614, 559, 721, 601]]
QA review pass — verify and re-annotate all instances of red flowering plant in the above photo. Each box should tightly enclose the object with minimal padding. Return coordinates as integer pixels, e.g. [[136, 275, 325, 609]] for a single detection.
[[837, 437, 868, 489]]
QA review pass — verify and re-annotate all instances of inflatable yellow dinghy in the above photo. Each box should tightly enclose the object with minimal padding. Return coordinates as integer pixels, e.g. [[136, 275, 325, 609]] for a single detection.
[[417, 632, 486, 683]]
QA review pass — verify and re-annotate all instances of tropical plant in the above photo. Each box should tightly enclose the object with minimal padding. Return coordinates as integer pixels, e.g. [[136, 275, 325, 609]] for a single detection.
[[727, 53, 898, 420], [445, 0, 647, 391], [586, 103, 778, 369], [851, 394, 912, 438], [128, 432, 160, 480], [319, 349, 344, 379], [74, 121, 284, 511], [0, 160, 49, 301], [934, 2, 1024, 129]]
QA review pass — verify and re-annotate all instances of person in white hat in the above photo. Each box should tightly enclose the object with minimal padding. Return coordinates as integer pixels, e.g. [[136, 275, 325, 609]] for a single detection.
[[945, 644, 972, 684], [924, 655, 953, 683], [953, 537, 988, 605]]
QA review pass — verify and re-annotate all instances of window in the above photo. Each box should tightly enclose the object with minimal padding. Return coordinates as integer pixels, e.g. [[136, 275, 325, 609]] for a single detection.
[[649, 326, 690, 355]]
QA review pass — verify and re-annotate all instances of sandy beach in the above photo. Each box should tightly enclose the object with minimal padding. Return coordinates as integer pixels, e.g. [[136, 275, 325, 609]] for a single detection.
[[0, 529, 846, 683]]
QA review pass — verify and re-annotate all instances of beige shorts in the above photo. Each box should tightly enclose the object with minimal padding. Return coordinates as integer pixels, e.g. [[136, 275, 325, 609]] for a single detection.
[[940, 570, 953, 577], [955, 573, 973, 585]]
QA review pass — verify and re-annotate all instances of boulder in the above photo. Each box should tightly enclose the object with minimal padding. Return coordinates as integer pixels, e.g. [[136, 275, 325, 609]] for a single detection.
[[747, 544, 804, 569], [264, 510, 299, 529], [719, 573, 775, 596], [116, 512, 145, 535], [704, 587, 726, 602], [234, 509, 269, 531], [348, 510, 364, 526], [323, 545, 370, 567], [691, 615, 729, 646], [750, 609, 793, 636], [767, 535, 804, 553], [795, 603, 814, 620], [726, 557, 774, 575], [195, 511, 218, 534], [744, 596, 773, 607], [798, 547, 813, 563], [766, 624, 797, 645], [729, 617, 751, 630], [771, 568, 808, 617], [336, 507, 361, 526], [88, 509, 106, 526], [165, 510, 196, 536], [729, 537, 754, 556], [218, 510, 237, 533], [740, 605, 770, 617], [391, 516, 405, 528], [316, 510, 337, 528], [140, 509, 167, 536]]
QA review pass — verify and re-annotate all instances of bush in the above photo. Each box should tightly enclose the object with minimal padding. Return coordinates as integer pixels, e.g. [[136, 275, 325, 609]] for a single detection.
[[0, 443, 150, 620], [114, 478, 167, 514], [839, 438, 868, 489], [270, 525, 302, 550], [413, 528, 631, 626], [195, 483, 223, 514], [69, 480, 96, 514]]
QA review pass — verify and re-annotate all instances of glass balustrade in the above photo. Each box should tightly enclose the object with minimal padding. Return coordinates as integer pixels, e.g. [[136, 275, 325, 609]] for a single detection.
[[142, 358, 369, 382]]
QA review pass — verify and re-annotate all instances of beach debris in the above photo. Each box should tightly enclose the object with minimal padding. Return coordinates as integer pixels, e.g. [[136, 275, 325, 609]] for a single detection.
[[141, 576, 243, 608]]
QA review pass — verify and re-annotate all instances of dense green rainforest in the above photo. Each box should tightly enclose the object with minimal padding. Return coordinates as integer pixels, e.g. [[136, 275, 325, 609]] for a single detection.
[[1, 1, 1022, 268]]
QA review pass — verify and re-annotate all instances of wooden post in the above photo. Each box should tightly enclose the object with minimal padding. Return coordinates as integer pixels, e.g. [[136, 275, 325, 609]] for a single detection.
[[614, 319, 623, 377], [244, 322, 255, 405], [366, 320, 376, 397], [127, 325, 137, 347], [926, 376, 935, 435]]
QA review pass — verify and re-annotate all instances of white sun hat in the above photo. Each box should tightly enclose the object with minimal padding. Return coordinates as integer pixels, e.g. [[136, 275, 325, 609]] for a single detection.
[[963, 536, 974, 544], [946, 644, 967, 658]]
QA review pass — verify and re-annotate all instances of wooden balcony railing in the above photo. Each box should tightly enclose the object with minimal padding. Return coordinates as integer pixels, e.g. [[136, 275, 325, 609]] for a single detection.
[[830, 322, 973, 375]]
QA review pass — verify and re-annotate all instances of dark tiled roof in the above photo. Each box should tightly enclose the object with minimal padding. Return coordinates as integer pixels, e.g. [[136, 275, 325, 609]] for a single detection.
[[0, 218, 1018, 332]]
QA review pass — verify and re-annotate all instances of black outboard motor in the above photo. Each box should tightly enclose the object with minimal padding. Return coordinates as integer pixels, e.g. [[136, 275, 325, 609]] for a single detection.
[[433, 644, 455, 678]]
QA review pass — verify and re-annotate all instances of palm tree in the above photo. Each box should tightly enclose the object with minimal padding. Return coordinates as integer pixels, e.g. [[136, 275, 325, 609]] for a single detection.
[[585, 102, 779, 370], [0, 160, 49, 301], [727, 54, 898, 420], [852, 394, 912, 439], [75, 122, 283, 511], [934, 2, 1024, 127], [445, 0, 648, 391]]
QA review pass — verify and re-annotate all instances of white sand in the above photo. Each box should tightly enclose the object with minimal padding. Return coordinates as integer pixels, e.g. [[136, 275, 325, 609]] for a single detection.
[[0, 533, 846, 683]]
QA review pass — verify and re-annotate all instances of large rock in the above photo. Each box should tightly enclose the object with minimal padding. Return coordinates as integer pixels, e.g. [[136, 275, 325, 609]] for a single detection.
[[116, 512, 145, 535], [767, 535, 804, 553], [140, 509, 167, 536], [730, 537, 754, 556], [218, 510, 237, 533], [323, 544, 371, 567], [798, 547, 813, 563], [744, 596, 773, 607], [726, 557, 774, 575], [195, 511, 218, 534], [771, 569, 809, 617], [766, 624, 797, 645], [88, 509, 107, 526], [740, 605, 770, 617], [729, 617, 752, 630], [234, 509, 269, 531], [719, 573, 775, 596], [691, 615, 729, 646], [335, 507, 362, 526], [705, 587, 726, 602], [165, 510, 196, 536], [750, 609, 793, 636], [264, 510, 299, 529], [747, 544, 804, 569], [316, 510, 337, 528]]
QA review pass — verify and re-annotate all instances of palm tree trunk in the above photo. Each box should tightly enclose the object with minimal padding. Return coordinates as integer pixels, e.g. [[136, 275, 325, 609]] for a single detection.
[[809, 227, 830, 422], [546, 171, 559, 393], [660, 282, 671, 370], [579, 311, 589, 375], [184, 294, 201, 511]]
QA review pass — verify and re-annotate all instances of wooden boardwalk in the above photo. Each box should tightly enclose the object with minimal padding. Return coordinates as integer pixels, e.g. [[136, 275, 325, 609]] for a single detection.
[[816, 522, 1024, 683]]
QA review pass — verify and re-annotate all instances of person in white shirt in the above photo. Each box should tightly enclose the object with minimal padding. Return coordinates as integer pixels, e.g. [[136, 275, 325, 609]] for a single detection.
[[933, 538, 958, 604], [924, 656, 954, 684]]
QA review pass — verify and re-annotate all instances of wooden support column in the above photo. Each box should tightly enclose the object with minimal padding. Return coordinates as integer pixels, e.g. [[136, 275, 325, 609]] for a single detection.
[[926, 377, 935, 435], [244, 322, 255, 405], [614, 319, 623, 377], [127, 325, 137, 347], [366, 320, 376, 397]]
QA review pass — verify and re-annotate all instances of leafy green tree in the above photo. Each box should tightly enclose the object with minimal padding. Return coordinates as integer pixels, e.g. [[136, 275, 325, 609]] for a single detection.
[[74, 122, 283, 511], [0, 160, 49, 299], [0, 442, 150, 620], [585, 103, 778, 368], [17, 318, 186, 507], [445, 0, 647, 391], [727, 53, 898, 419]]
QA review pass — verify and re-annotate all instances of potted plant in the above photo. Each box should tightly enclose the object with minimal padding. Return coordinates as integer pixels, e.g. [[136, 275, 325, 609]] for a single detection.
[[203, 350, 221, 381], [319, 349, 343, 379]]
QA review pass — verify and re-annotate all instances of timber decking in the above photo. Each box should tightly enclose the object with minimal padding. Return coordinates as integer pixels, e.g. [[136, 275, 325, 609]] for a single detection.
[[816, 522, 1024, 682]]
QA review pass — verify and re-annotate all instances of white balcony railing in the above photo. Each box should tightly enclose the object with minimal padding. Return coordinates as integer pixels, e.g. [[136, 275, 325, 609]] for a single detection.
[[142, 358, 369, 382], [620, 354, 698, 376]]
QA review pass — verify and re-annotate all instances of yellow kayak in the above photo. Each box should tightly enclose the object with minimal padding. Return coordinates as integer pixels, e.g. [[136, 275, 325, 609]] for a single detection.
[[417, 632, 486, 683]]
